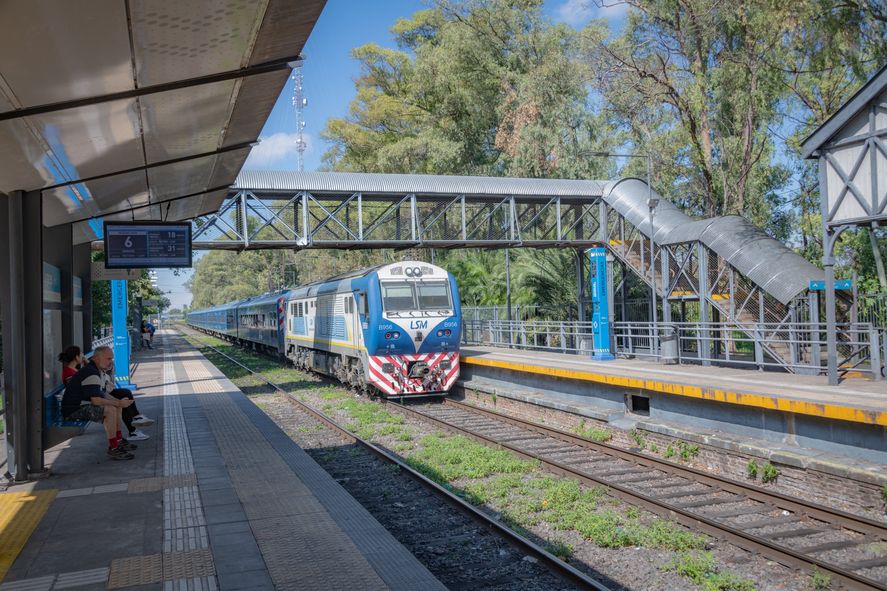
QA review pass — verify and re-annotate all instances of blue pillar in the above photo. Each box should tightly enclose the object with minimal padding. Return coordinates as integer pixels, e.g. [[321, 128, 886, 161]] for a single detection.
[[111, 280, 135, 388], [589, 247, 614, 360]]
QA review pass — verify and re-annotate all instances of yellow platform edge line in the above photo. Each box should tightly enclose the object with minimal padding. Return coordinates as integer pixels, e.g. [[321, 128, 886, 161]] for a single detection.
[[0, 490, 58, 582], [460, 355, 887, 427]]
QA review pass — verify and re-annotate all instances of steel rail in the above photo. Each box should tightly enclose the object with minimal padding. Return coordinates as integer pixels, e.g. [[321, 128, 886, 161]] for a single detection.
[[387, 399, 887, 591], [186, 334, 608, 591]]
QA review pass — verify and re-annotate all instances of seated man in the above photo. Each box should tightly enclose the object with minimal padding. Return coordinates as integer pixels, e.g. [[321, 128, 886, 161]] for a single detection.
[[61, 346, 137, 460]]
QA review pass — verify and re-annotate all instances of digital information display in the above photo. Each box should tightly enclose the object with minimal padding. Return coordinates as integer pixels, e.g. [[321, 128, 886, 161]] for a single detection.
[[104, 222, 192, 269]]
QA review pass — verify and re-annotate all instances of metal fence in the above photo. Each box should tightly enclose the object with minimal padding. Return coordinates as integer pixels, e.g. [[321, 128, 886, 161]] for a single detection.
[[857, 293, 887, 328], [462, 319, 886, 380]]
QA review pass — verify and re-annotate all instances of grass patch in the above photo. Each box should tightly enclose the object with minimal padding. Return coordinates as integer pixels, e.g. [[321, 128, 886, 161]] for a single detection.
[[746, 459, 759, 480], [574, 419, 612, 443], [630, 428, 646, 450], [666, 551, 757, 591], [336, 398, 404, 439], [811, 568, 832, 590], [296, 424, 323, 434], [881, 485, 887, 508], [761, 462, 779, 484], [405, 434, 537, 482], [544, 537, 573, 560]]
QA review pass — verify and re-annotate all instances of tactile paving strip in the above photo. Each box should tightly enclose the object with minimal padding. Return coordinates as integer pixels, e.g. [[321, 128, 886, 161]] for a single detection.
[[0, 491, 58, 581], [128, 473, 197, 494], [107, 549, 214, 589]]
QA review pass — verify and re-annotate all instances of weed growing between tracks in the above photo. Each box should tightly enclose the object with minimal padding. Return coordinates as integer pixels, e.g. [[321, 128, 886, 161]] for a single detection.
[[183, 330, 760, 590]]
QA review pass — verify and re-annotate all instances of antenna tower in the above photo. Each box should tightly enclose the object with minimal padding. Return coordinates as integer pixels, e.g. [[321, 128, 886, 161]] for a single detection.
[[291, 67, 308, 171]]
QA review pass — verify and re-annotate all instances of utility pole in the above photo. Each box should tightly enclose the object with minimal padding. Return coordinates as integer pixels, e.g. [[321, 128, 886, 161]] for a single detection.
[[292, 66, 308, 172]]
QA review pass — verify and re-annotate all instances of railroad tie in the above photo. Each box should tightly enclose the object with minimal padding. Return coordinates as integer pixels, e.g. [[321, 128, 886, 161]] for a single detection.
[[798, 538, 867, 554], [765, 527, 829, 541], [843, 555, 887, 571], [673, 496, 743, 510], [736, 514, 802, 530]]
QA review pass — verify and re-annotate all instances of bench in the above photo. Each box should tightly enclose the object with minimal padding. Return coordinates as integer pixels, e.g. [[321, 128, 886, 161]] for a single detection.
[[44, 385, 89, 429]]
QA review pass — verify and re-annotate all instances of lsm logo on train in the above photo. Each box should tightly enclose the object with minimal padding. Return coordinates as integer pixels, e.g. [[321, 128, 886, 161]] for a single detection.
[[410, 320, 429, 330]]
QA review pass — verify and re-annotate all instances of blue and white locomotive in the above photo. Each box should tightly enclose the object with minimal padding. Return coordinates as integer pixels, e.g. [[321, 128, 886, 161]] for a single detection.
[[187, 261, 461, 397]]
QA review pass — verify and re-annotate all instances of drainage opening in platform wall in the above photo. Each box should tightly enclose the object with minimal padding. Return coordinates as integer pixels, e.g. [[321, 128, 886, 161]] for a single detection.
[[629, 394, 650, 416]]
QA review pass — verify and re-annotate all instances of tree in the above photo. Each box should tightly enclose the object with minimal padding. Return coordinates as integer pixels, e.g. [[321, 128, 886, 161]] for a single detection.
[[323, 0, 614, 180]]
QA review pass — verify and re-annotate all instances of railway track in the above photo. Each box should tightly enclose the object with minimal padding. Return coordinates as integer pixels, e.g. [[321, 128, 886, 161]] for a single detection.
[[191, 335, 607, 591], [389, 399, 887, 591]]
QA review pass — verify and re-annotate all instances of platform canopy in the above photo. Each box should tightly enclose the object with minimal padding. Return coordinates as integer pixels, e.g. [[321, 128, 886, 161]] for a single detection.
[[0, 0, 325, 245]]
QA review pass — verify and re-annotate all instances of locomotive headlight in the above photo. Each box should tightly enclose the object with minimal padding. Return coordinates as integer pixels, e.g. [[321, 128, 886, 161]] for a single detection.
[[436, 329, 444, 337], [393, 331, 401, 339], [412, 266, 422, 277], [445, 329, 452, 336], [385, 332, 392, 339], [405, 267, 415, 277]]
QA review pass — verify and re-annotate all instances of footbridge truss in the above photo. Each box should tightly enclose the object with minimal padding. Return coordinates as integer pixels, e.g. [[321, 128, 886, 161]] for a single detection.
[[192, 170, 829, 372]]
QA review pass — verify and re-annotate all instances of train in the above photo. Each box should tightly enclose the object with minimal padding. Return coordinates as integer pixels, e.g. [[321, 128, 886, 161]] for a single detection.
[[187, 261, 462, 397]]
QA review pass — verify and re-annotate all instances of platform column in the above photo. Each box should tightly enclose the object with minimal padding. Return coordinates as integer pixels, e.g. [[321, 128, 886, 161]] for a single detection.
[[111, 280, 135, 388], [44, 223, 74, 357], [589, 247, 614, 360], [73, 243, 92, 351], [697, 243, 711, 365], [0, 190, 45, 481]]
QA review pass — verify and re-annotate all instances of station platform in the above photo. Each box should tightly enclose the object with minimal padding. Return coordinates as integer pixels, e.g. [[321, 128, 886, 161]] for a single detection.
[[0, 331, 444, 591], [461, 346, 887, 426], [459, 346, 887, 469]]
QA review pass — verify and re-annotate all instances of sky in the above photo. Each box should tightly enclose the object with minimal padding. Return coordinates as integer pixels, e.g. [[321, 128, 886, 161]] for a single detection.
[[156, 0, 629, 310]]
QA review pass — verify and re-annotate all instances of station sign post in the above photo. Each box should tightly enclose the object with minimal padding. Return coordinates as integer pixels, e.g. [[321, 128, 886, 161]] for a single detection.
[[589, 246, 615, 361], [111, 279, 135, 389]]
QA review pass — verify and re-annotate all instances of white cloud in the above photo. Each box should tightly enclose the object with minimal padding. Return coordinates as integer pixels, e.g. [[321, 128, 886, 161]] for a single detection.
[[244, 132, 312, 169], [556, 0, 629, 27]]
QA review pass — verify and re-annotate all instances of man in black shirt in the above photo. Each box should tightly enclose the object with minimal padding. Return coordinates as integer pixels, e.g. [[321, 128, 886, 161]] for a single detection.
[[61, 346, 136, 460]]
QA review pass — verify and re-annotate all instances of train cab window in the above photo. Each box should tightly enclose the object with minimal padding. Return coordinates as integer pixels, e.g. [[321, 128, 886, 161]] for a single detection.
[[417, 282, 452, 309], [381, 283, 416, 311]]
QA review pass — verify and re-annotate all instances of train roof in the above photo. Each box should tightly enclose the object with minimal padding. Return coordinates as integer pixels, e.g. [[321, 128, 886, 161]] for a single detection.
[[287, 261, 450, 298]]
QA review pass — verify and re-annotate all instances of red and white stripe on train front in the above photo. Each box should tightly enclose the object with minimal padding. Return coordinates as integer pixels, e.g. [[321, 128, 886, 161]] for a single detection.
[[367, 352, 460, 395]]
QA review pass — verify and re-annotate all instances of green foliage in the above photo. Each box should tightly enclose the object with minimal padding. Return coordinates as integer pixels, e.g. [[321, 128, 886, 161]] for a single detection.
[[405, 434, 537, 481], [544, 538, 573, 560], [881, 485, 887, 507], [746, 459, 759, 480], [678, 442, 700, 462], [761, 462, 780, 484], [666, 552, 757, 591], [629, 428, 646, 449], [664, 444, 676, 459], [574, 420, 612, 443], [811, 568, 832, 590]]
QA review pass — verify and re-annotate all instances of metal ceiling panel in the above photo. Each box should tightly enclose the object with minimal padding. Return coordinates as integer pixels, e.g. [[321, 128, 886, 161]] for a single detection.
[[221, 71, 289, 147], [165, 189, 228, 222], [248, 0, 326, 65], [0, 118, 57, 191], [0, 1, 132, 110], [129, 0, 269, 87], [2, 0, 326, 243], [28, 100, 144, 180], [208, 149, 251, 187], [139, 81, 238, 162]]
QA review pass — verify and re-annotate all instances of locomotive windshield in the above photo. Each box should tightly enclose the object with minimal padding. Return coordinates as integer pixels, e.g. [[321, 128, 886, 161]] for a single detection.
[[382, 282, 417, 311], [382, 280, 452, 312], [416, 282, 451, 308]]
